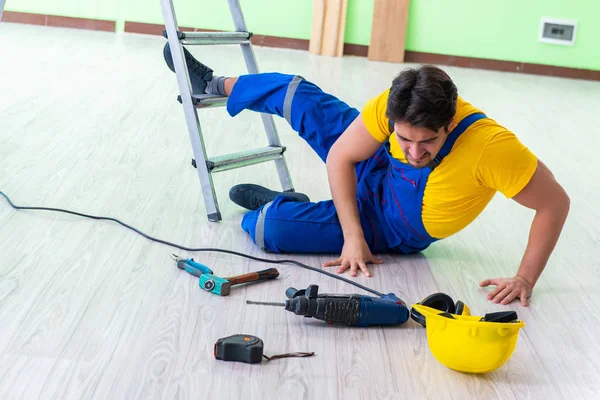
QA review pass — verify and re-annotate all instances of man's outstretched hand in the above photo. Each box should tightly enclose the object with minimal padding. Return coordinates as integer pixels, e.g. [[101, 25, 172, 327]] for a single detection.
[[323, 236, 383, 277], [479, 275, 533, 306]]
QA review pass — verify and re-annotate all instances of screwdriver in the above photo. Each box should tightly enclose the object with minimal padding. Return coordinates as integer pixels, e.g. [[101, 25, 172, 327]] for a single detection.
[[247, 284, 409, 327]]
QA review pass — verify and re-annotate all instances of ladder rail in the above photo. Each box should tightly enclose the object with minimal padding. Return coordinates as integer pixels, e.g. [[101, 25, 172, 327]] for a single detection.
[[160, 0, 221, 221], [0, 0, 6, 22], [227, 0, 294, 193]]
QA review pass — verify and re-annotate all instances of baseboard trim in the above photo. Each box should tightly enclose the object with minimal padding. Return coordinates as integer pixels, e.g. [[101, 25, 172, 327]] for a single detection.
[[343, 44, 600, 81], [403, 50, 600, 81], [2, 11, 115, 32], [124, 21, 194, 36], [123, 22, 600, 82], [3, 12, 598, 82], [124, 21, 310, 51]]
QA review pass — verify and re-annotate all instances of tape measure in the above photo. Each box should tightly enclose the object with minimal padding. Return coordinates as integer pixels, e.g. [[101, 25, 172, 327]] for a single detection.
[[214, 334, 314, 364]]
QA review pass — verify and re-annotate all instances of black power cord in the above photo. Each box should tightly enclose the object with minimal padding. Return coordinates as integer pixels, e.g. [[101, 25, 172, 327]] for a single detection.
[[0, 190, 385, 297]]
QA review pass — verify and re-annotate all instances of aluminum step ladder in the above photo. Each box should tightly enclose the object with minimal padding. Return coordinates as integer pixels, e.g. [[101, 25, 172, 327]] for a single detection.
[[0, 0, 6, 22], [160, 0, 295, 222]]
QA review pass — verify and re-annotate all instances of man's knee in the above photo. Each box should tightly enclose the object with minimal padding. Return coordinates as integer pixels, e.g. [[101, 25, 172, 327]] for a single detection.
[[283, 75, 304, 126], [241, 202, 280, 253], [240, 199, 347, 254], [240, 200, 306, 253]]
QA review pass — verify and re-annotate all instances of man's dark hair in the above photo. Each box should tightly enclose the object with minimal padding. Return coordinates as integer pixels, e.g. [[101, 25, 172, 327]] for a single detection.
[[386, 65, 458, 132]]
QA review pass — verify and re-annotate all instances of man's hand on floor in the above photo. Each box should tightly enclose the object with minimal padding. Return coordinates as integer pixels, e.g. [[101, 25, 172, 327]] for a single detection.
[[479, 275, 533, 306], [323, 236, 383, 277]]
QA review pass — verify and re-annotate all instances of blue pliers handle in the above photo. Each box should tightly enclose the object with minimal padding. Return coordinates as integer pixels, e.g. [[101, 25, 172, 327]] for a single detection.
[[171, 254, 213, 276]]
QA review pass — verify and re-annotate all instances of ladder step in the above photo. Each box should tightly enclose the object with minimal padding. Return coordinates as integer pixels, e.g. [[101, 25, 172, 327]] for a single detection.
[[163, 30, 252, 45], [206, 146, 286, 173], [177, 94, 227, 109]]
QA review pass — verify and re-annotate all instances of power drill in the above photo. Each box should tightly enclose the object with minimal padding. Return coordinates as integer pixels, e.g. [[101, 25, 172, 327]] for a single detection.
[[247, 285, 409, 327]]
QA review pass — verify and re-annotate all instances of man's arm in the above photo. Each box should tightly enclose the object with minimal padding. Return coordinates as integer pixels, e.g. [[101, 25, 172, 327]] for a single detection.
[[480, 159, 570, 305], [324, 114, 385, 277]]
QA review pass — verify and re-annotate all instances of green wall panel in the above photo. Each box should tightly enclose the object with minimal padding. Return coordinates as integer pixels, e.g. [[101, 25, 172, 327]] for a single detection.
[[404, 0, 599, 70], [5, 0, 599, 70]]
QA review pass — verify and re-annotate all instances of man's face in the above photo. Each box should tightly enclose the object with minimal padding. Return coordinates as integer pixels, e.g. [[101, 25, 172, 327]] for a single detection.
[[394, 122, 450, 168]]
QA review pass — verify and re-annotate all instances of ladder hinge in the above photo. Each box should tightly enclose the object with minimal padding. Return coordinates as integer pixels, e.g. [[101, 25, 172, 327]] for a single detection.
[[162, 30, 185, 40], [177, 95, 201, 105]]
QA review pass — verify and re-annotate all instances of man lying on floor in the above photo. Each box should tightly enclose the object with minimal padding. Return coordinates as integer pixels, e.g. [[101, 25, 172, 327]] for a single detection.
[[163, 44, 570, 306]]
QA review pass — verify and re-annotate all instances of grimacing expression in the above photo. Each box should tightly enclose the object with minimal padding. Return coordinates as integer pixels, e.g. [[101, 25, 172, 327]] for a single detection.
[[394, 122, 450, 168]]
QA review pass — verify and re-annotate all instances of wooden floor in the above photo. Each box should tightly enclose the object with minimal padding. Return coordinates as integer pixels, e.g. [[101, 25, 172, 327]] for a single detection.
[[1, 23, 599, 400]]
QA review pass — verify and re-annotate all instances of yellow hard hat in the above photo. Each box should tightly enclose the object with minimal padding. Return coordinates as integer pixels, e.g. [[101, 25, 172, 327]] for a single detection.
[[411, 297, 525, 374]]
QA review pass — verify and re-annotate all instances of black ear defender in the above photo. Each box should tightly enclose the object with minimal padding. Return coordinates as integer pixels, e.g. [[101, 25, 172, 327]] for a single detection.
[[410, 293, 470, 327], [480, 311, 518, 323], [455, 300, 466, 316]]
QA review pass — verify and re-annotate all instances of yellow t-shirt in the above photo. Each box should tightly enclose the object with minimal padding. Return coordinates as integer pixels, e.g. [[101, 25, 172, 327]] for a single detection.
[[362, 89, 538, 239]]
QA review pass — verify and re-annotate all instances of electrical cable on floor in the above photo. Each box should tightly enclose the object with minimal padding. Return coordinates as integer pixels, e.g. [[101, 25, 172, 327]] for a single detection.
[[0, 190, 385, 297]]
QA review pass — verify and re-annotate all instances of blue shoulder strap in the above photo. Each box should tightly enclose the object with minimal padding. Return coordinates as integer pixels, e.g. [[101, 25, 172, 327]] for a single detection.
[[427, 113, 486, 169]]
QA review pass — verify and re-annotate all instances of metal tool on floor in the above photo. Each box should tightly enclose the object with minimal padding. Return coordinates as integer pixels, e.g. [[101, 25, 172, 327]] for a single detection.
[[247, 284, 410, 327], [160, 0, 296, 222], [200, 268, 279, 296], [172, 254, 279, 296], [172, 254, 213, 276]]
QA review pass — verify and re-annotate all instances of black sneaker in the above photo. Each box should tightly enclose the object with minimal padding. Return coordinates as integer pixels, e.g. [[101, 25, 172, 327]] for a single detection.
[[163, 42, 213, 94], [229, 184, 310, 210]]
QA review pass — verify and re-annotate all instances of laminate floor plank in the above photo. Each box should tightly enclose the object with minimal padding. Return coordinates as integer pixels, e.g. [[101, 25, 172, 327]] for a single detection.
[[1, 23, 599, 400]]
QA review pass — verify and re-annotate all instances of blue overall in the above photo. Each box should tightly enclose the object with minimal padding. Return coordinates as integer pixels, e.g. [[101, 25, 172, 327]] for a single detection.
[[226, 73, 486, 255]]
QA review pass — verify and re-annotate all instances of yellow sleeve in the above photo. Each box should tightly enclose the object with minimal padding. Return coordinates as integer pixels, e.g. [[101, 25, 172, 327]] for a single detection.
[[361, 89, 392, 143], [476, 131, 538, 198]]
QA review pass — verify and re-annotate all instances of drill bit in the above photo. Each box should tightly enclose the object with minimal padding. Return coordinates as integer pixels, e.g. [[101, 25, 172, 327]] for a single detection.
[[246, 300, 286, 307]]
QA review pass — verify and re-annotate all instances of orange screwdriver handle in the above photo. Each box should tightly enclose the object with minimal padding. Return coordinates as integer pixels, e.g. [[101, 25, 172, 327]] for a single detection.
[[226, 268, 280, 286]]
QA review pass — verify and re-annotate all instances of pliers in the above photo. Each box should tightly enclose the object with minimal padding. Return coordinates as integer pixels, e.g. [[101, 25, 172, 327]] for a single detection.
[[171, 254, 213, 277]]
